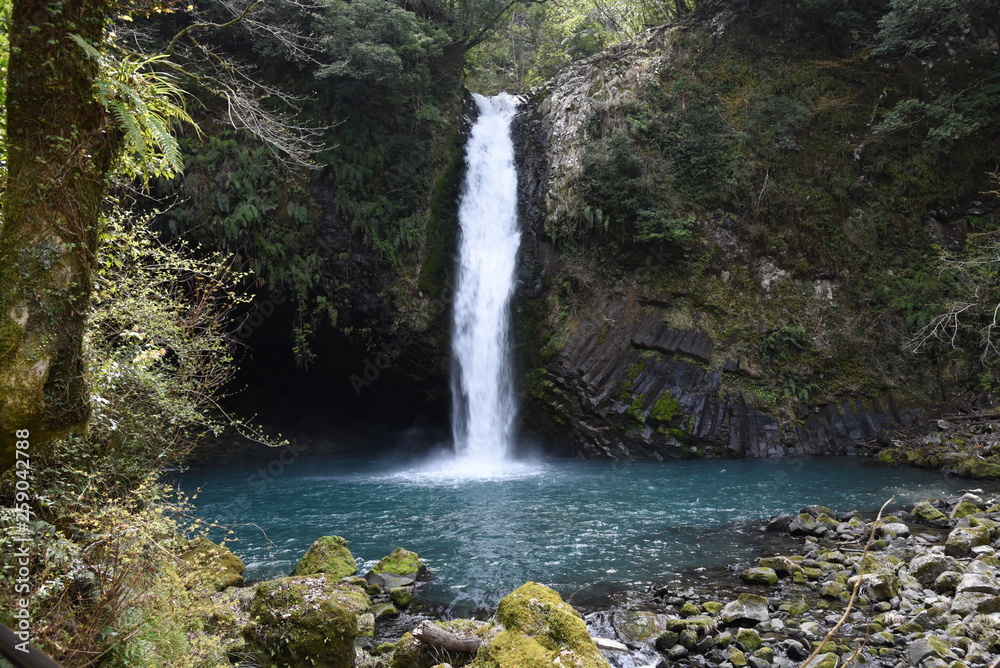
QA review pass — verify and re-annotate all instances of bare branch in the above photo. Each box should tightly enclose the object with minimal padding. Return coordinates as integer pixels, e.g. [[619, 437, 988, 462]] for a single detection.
[[156, 0, 334, 167]]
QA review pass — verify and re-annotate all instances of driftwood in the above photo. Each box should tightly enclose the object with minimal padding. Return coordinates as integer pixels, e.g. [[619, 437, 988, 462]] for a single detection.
[[940, 412, 1000, 422], [412, 620, 483, 653], [592, 637, 628, 651], [411, 619, 628, 656]]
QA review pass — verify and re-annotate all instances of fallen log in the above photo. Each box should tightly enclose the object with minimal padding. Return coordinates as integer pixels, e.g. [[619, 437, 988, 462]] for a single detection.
[[939, 412, 1000, 422], [412, 620, 483, 653]]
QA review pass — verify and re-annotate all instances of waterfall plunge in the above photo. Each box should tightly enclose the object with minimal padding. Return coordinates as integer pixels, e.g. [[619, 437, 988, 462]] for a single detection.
[[449, 93, 522, 472]]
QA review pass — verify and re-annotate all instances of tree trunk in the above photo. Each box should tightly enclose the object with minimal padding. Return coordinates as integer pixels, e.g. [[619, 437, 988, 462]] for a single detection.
[[0, 0, 117, 469]]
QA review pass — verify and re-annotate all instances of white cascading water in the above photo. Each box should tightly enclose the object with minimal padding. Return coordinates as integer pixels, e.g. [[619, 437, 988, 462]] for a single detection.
[[450, 93, 522, 470]]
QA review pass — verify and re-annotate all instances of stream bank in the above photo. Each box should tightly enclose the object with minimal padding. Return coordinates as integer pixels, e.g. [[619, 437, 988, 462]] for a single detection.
[[187, 487, 1000, 668]]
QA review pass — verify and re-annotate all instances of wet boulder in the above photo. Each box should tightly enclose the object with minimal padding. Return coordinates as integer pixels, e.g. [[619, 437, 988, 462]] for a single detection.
[[945, 526, 991, 557], [877, 522, 910, 538], [788, 513, 838, 537], [932, 570, 963, 594], [740, 567, 778, 586], [718, 593, 769, 627], [848, 572, 899, 602], [906, 636, 958, 664], [801, 505, 835, 517], [371, 548, 427, 579], [243, 574, 371, 668], [765, 514, 793, 533], [367, 548, 426, 591], [908, 553, 957, 585], [471, 582, 610, 668], [951, 500, 983, 520], [611, 610, 669, 644], [956, 560, 1000, 595], [293, 535, 358, 579], [910, 501, 948, 525]]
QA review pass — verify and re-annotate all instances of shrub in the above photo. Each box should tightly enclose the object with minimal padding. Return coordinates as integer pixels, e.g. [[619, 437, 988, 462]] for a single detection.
[[0, 209, 262, 666]]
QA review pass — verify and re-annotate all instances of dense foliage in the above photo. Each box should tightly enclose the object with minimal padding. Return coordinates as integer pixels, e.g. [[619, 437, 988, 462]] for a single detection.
[[536, 0, 1000, 417], [0, 208, 254, 665]]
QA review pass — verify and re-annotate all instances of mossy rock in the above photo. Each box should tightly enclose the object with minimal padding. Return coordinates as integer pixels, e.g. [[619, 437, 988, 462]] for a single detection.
[[372, 547, 426, 578], [804, 652, 839, 668], [820, 581, 846, 599], [911, 501, 948, 523], [740, 567, 778, 585], [654, 631, 680, 652], [680, 601, 702, 617], [178, 536, 245, 592], [736, 628, 762, 652], [702, 601, 723, 614], [471, 582, 609, 668], [358, 612, 375, 638], [951, 501, 982, 520], [667, 615, 717, 634], [292, 535, 358, 579], [392, 632, 440, 668], [758, 556, 800, 575], [877, 449, 900, 464], [957, 458, 1000, 478], [815, 513, 839, 527], [779, 599, 810, 616], [612, 610, 667, 644], [243, 574, 371, 668], [391, 586, 414, 608], [946, 526, 991, 557], [369, 602, 400, 618], [755, 646, 775, 662]]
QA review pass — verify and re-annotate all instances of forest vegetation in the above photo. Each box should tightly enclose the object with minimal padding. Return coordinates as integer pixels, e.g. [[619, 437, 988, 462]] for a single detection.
[[0, 0, 997, 664]]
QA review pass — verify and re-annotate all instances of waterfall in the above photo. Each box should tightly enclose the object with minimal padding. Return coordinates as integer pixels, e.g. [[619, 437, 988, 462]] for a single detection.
[[450, 93, 522, 469]]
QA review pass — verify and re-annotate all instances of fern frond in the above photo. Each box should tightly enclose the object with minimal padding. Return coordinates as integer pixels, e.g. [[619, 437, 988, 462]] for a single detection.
[[84, 45, 198, 184]]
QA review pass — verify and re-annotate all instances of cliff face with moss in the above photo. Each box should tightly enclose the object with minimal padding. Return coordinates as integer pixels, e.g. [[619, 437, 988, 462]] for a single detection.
[[515, 0, 1000, 458]]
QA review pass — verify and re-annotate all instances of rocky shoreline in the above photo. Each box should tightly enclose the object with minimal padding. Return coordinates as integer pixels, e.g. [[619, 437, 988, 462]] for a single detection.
[[183, 484, 1000, 668]]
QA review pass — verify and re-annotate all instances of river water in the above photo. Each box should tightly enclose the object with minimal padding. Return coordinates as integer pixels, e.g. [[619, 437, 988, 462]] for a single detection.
[[182, 95, 980, 617], [180, 453, 968, 615]]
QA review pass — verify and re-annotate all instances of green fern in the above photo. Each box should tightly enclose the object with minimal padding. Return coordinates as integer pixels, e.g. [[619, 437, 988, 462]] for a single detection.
[[71, 34, 197, 183]]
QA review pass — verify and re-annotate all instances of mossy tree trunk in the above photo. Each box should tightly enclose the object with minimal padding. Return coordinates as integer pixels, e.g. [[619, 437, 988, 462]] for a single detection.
[[0, 0, 118, 469]]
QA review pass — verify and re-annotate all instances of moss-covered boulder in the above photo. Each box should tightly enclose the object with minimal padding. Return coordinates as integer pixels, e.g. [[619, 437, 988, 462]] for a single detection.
[[243, 574, 371, 668], [735, 628, 762, 652], [293, 535, 358, 579], [372, 548, 426, 578], [951, 500, 983, 520], [910, 501, 948, 524], [758, 556, 800, 576], [391, 632, 432, 668], [719, 593, 769, 627], [667, 615, 718, 634], [390, 586, 414, 608], [611, 610, 668, 644], [740, 567, 778, 586], [179, 536, 245, 591], [471, 582, 610, 668], [946, 525, 991, 557]]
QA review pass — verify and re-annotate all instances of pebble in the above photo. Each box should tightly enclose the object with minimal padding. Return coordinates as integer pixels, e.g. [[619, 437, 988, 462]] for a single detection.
[[567, 495, 1000, 668]]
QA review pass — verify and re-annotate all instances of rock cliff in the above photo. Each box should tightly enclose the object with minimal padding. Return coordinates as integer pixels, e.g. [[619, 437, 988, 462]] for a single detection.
[[515, 1, 999, 459]]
